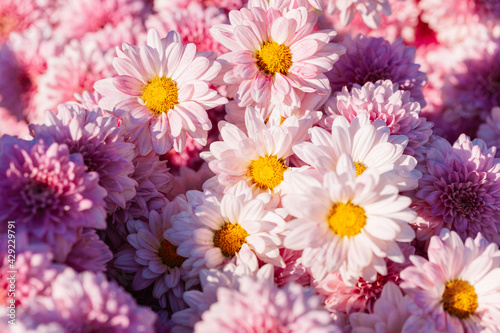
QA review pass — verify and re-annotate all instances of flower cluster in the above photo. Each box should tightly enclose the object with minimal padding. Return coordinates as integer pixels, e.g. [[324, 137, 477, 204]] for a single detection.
[[2, 0, 500, 332]]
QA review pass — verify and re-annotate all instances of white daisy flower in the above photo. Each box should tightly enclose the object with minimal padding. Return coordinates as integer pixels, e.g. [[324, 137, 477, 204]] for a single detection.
[[283, 154, 416, 283], [165, 186, 286, 279], [293, 113, 421, 191]]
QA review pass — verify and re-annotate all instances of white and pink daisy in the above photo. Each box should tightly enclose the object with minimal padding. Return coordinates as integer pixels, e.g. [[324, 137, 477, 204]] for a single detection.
[[29, 104, 137, 213], [201, 106, 300, 198], [283, 154, 416, 283], [165, 187, 286, 279], [94, 29, 227, 155], [209, 5, 345, 110], [293, 113, 421, 191], [114, 200, 189, 308], [323, 80, 433, 160], [400, 229, 500, 332]]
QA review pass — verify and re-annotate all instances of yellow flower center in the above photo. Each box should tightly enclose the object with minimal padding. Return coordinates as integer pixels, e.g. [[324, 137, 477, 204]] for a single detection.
[[141, 76, 179, 115], [264, 115, 287, 125], [255, 41, 293, 76], [213, 222, 249, 257], [157, 239, 186, 268], [354, 162, 367, 177], [248, 155, 288, 190], [327, 202, 367, 237], [442, 279, 478, 319]]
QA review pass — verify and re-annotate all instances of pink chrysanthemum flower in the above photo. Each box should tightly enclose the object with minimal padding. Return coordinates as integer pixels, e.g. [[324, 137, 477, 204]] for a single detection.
[[194, 278, 341, 332], [201, 107, 301, 198], [349, 282, 413, 333], [0, 28, 59, 124], [167, 163, 215, 200], [95, 29, 227, 155], [293, 113, 421, 191], [477, 107, 500, 157], [412, 134, 500, 244], [283, 154, 416, 282], [114, 200, 189, 308], [209, 5, 345, 110], [271, 247, 311, 288], [110, 151, 173, 227], [35, 39, 115, 116], [52, 0, 148, 41], [82, 17, 148, 51], [324, 80, 433, 160], [166, 188, 285, 279], [419, 0, 500, 44], [13, 268, 157, 333], [0, 137, 107, 262], [400, 229, 500, 332], [156, 0, 247, 12], [65, 229, 113, 273], [30, 104, 137, 213], [325, 0, 392, 29], [0, 0, 50, 43], [147, 3, 229, 56], [438, 44, 500, 141], [327, 34, 427, 106]]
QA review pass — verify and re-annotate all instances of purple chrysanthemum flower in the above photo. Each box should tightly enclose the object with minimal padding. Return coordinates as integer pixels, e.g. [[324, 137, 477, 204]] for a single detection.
[[324, 79, 433, 160], [412, 134, 500, 244], [13, 268, 157, 333], [0, 136, 107, 261], [439, 45, 500, 141], [477, 107, 500, 157], [29, 103, 137, 213], [326, 35, 427, 106], [65, 228, 113, 273], [194, 278, 341, 333]]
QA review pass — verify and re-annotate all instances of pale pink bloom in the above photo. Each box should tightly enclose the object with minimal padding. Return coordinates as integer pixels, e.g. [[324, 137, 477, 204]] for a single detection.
[[477, 107, 500, 157], [52, 0, 149, 41], [95, 29, 227, 155], [319, 0, 420, 44], [349, 282, 413, 333], [82, 17, 148, 51], [194, 278, 341, 332], [324, 80, 433, 161], [165, 188, 285, 279], [0, 0, 51, 43], [35, 40, 115, 118], [155, 0, 247, 12], [166, 163, 215, 201], [400, 229, 500, 332], [0, 107, 29, 138], [283, 154, 416, 283], [294, 114, 421, 191], [210, 6, 345, 110], [325, 0, 392, 29], [419, 0, 500, 44], [114, 200, 189, 308], [247, 0, 323, 12], [146, 3, 229, 56]]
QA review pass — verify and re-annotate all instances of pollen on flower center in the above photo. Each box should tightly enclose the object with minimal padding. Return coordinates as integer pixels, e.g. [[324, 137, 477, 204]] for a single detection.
[[327, 202, 367, 237], [255, 41, 293, 76], [354, 162, 367, 177], [157, 239, 186, 268], [141, 76, 179, 115], [247, 155, 288, 190], [213, 222, 249, 257], [442, 279, 478, 319]]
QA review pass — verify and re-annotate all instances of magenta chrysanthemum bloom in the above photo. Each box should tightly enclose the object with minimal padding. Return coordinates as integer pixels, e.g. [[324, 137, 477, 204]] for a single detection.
[[147, 3, 229, 56], [413, 134, 500, 244], [95, 29, 227, 155], [209, 5, 345, 110], [114, 200, 189, 308], [419, 0, 500, 44], [65, 229, 113, 273], [273, 248, 311, 288], [13, 268, 157, 333], [438, 45, 500, 141], [327, 35, 427, 106], [35, 39, 116, 115], [477, 107, 500, 157], [194, 278, 341, 333], [400, 229, 500, 332], [324, 80, 433, 160], [0, 137, 107, 261], [52, 0, 149, 41], [29, 104, 137, 213]]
